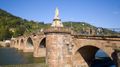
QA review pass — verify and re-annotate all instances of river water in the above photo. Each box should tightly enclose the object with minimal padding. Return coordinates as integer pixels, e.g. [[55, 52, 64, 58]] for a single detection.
[[0, 47, 116, 67], [0, 47, 45, 65]]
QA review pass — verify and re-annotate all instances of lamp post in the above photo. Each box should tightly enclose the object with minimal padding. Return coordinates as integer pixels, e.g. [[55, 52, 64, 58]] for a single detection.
[[82, 23, 85, 34]]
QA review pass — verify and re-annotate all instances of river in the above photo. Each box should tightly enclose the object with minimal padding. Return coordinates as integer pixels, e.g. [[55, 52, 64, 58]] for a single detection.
[[0, 47, 116, 67], [0, 47, 45, 65]]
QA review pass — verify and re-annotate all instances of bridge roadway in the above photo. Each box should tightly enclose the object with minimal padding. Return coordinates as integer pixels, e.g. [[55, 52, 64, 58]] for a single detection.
[[10, 28, 120, 67]]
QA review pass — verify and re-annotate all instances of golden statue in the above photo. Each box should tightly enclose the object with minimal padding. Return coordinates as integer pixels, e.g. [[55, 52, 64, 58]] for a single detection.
[[54, 7, 59, 19], [51, 7, 63, 27]]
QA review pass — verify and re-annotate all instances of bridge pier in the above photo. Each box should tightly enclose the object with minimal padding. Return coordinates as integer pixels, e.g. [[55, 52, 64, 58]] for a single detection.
[[45, 28, 72, 67], [10, 40, 15, 48], [15, 40, 19, 49], [33, 36, 46, 57]]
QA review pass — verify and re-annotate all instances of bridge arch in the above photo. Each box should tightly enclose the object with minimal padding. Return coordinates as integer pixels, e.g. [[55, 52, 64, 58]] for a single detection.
[[20, 39, 24, 45], [73, 45, 115, 67], [19, 39, 24, 50], [26, 37, 33, 47], [73, 39, 114, 59], [39, 37, 46, 48], [17, 40, 19, 45], [33, 37, 46, 57]]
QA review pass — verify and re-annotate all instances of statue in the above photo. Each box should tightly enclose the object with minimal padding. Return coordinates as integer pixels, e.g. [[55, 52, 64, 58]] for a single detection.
[[54, 7, 59, 19], [51, 7, 63, 27]]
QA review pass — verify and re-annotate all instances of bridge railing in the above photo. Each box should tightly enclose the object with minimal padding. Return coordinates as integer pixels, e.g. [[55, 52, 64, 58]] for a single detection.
[[44, 27, 71, 34], [23, 27, 120, 37], [71, 27, 120, 37]]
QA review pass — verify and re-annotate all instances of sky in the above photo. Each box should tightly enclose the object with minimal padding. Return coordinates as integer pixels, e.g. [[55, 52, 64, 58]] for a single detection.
[[0, 0, 120, 28]]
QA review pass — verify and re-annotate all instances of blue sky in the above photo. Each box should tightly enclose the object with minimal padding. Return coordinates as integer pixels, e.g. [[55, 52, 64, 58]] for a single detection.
[[0, 0, 120, 28]]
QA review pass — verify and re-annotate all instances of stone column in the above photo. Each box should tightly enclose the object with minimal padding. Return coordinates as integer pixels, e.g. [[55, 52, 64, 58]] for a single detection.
[[10, 40, 14, 47], [46, 32, 72, 67], [33, 36, 40, 57]]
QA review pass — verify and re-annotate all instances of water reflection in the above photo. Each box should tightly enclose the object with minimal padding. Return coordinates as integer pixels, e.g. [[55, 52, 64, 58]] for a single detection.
[[0, 47, 116, 67]]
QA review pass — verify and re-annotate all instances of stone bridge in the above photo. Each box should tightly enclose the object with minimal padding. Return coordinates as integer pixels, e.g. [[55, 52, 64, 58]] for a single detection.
[[10, 8, 120, 67], [10, 28, 120, 67]]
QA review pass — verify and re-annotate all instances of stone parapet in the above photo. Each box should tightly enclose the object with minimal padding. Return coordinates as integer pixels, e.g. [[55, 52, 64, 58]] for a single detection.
[[44, 27, 71, 34]]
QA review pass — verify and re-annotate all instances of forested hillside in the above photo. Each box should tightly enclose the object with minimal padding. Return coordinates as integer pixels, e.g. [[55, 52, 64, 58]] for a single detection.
[[0, 9, 49, 40], [0, 9, 117, 41]]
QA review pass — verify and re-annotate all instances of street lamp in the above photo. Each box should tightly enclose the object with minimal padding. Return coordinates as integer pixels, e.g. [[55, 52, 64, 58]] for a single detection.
[[82, 23, 85, 34]]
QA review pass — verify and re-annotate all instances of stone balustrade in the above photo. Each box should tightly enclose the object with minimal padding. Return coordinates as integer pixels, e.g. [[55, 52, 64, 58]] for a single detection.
[[44, 27, 71, 34]]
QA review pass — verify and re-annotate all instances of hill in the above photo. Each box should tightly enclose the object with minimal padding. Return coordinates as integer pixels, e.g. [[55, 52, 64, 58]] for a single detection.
[[0, 9, 49, 40], [0, 9, 117, 41]]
